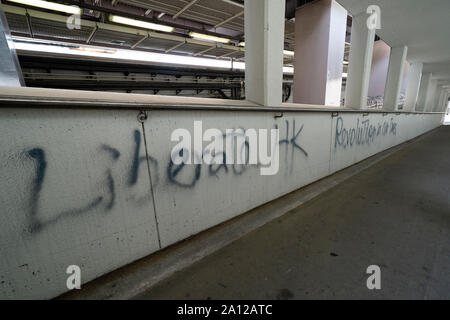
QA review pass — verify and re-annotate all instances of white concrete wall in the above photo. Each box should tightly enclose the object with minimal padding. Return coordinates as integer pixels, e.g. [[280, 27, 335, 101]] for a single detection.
[[0, 109, 160, 299], [0, 105, 443, 299]]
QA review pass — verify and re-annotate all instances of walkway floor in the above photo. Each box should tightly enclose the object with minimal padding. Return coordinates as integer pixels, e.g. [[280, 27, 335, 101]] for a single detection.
[[135, 126, 450, 300]]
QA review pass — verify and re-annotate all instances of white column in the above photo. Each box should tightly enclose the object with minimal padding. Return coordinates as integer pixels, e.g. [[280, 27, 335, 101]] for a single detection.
[[425, 79, 437, 112], [367, 40, 390, 99], [434, 86, 444, 112], [344, 12, 376, 109], [416, 72, 432, 111], [383, 46, 408, 111], [293, 0, 347, 106], [244, 0, 285, 106], [404, 62, 423, 111]]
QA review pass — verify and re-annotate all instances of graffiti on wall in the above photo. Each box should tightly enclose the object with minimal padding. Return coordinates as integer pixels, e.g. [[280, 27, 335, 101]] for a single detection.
[[24, 129, 158, 233], [20, 119, 309, 233], [334, 116, 398, 150], [168, 119, 309, 187]]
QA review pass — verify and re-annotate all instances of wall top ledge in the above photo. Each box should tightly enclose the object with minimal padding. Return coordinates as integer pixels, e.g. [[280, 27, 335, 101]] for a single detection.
[[0, 87, 442, 115]]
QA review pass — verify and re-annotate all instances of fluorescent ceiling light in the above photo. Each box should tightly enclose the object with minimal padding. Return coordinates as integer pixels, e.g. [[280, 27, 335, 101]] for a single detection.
[[13, 37, 294, 74], [238, 41, 245, 47], [109, 15, 174, 33], [14, 37, 232, 69], [222, 0, 244, 8], [342, 73, 348, 78], [343, 61, 348, 65], [7, 0, 81, 14], [189, 32, 230, 44]]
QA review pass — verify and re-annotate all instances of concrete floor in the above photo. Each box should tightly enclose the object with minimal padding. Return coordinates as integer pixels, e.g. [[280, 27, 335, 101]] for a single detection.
[[135, 126, 450, 300]]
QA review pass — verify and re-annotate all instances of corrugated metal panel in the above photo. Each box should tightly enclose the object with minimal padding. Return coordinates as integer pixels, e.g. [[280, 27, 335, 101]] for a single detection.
[[2, 1, 298, 59], [91, 28, 143, 47], [136, 37, 181, 52], [30, 16, 92, 42], [5, 12, 30, 36], [122, 0, 188, 16], [204, 47, 235, 57], [171, 42, 208, 54]]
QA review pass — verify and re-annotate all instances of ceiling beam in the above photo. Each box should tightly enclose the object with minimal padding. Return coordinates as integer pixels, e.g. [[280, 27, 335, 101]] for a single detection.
[[165, 40, 186, 53], [193, 46, 216, 56], [86, 26, 98, 44], [131, 33, 149, 49], [216, 51, 235, 59], [214, 11, 243, 28], [173, 0, 198, 19]]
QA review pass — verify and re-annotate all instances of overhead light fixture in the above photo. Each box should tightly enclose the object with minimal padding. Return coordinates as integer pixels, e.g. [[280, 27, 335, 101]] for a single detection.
[[189, 32, 230, 44], [7, 0, 82, 14], [157, 12, 165, 19], [238, 41, 245, 47], [13, 36, 294, 74], [342, 73, 348, 78], [343, 61, 349, 65], [222, 0, 244, 8], [109, 15, 174, 33]]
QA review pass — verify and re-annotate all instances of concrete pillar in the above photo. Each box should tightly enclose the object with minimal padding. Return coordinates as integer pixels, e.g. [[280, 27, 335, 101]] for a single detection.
[[0, 7, 23, 86], [344, 12, 376, 109], [383, 46, 408, 111], [404, 62, 423, 111], [434, 86, 444, 112], [367, 40, 390, 99], [438, 90, 449, 112], [293, 0, 347, 106], [244, 0, 285, 106], [416, 72, 432, 111], [425, 79, 437, 112], [442, 90, 449, 112]]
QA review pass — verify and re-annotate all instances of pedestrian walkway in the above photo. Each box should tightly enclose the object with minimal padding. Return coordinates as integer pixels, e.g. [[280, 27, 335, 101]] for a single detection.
[[135, 126, 450, 300]]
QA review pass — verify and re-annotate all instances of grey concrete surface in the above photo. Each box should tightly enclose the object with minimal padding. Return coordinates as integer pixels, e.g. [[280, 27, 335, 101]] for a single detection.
[[135, 126, 450, 300]]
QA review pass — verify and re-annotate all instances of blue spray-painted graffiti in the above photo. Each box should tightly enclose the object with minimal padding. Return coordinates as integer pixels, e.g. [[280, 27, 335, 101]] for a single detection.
[[167, 120, 308, 188], [22, 119, 309, 232], [24, 129, 157, 233], [334, 116, 398, 150]]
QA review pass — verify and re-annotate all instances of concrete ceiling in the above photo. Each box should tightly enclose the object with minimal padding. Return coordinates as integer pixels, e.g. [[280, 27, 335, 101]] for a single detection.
[[336, 0, 450, 84]]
